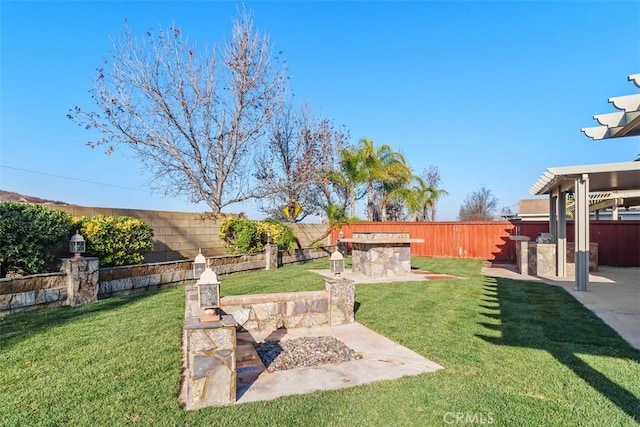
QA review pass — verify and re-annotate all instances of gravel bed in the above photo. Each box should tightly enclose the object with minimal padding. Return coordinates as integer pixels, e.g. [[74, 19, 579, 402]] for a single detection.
[[255, 336, 363, 372]]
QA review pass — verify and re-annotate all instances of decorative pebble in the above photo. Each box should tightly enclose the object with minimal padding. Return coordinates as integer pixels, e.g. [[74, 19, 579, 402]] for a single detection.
[[255, 336, 362, 372]]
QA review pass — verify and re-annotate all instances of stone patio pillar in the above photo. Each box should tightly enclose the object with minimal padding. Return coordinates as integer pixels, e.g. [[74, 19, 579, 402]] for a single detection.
[[183, 286, 238, 409], [184, 316, 237, 409], [324, 277, 355, 326], [61, 257, 99, 307]]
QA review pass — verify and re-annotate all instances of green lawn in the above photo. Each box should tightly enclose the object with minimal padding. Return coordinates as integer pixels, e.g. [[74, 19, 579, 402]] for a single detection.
[[1, 258, 638, 426]]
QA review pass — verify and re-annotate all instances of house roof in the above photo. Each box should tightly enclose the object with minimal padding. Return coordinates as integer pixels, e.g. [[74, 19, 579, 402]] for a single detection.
[[517, 199, 549, 216]]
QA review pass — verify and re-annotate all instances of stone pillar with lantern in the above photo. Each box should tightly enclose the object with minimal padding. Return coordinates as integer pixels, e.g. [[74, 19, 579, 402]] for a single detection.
[[61, 231, 99, 307], [183, 265, 238, 409], [326, 246, 354, 325]]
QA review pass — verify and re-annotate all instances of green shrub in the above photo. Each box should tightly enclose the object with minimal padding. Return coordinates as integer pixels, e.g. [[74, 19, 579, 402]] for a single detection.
[[219, 217, 297, 254], [0, 202, 73, 277], [257, 218, 298, 253], [73, 215, 154, 266], [218, 217, 263, 254]]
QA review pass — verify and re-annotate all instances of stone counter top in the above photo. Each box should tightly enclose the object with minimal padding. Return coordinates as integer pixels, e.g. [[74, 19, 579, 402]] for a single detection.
[[340, 238, 424, 244]]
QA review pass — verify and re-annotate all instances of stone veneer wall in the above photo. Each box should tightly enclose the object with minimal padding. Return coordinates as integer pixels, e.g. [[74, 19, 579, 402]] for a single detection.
[[219, 277, 355, 332], [0, 272, 67, 314], [0, 247, 334, 316], [516, 241, 598, 276], [350, 232, 412, 276], [220, 291, 328, 331]]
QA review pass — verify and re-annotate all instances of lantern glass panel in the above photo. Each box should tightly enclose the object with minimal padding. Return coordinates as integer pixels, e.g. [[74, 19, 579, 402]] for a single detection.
[[193, 263, 206, 279], [331, 258, 344, 273], [70, 240, 86, 253], [193, 249, 207, 279], [198, 283, 220, 308], [69, 231, 86, 257]]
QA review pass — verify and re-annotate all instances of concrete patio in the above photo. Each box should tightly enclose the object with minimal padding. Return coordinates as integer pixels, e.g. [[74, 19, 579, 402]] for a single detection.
[[482, 264, 640, 349], [235, 322, 443, 404]]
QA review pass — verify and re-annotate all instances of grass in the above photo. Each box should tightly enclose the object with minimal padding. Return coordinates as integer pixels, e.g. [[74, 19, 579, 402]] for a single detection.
[[1, 257, 638, 426]]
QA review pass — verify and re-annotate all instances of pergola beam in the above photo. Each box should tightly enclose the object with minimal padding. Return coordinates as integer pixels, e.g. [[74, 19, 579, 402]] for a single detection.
[[581, 83, 640, 140]]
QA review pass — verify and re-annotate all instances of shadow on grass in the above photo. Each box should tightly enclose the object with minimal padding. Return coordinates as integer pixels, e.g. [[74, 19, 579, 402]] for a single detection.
[[0, 290, 160, 352], [477, 277, 640, 422]]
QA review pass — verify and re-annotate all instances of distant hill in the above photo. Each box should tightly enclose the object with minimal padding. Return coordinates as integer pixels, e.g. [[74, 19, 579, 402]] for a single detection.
[[0, 190, 68, 205]]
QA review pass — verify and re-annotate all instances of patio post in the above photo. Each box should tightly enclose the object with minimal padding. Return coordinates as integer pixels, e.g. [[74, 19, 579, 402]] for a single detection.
[[557, 190, 567, 278], [575, 174, 590, 291], [549, 192, 557, 238]]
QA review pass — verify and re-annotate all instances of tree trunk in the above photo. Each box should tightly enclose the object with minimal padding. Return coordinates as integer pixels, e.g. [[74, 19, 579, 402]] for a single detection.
[[367, 182, 374, 221], [350, 189, 356, 218]]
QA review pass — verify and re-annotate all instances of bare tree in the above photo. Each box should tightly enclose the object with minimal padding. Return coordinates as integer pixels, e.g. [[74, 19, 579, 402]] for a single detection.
[[68, 11, 288, 212], [256, 104, 349, 222], [458, 186, 499, 221], [423, 165, 448, 221]]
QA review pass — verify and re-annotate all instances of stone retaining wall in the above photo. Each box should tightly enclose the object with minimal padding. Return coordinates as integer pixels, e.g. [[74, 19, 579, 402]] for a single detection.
[[0, 272, 67, 314], [0, 246, 334, 316], [219, 276, 355, 332], [220, 291, 328, 332]]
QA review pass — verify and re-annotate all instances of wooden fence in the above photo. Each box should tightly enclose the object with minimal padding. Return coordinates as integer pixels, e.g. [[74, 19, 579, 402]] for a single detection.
[[331, 220, 640, 267]]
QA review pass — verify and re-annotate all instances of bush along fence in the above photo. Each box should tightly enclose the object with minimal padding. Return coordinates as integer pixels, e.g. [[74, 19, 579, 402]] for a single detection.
[[0, 246, 334, 316]]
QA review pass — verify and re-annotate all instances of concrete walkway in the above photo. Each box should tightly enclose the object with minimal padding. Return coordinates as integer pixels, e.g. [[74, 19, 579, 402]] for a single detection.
[[309, 269, 460, 284], [482, 264, 640, 349], [235, 322, 443, 404]]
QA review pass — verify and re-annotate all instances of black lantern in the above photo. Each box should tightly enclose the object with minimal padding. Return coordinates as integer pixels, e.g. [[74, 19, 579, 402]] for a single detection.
[[69, 230, 86, 259], [193, 249, 207, 280], [330, 249, 344, 276]]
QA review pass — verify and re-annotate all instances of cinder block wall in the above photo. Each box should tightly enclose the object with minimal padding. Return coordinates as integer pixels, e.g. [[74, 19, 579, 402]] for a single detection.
[[50, 204, 331, 263]]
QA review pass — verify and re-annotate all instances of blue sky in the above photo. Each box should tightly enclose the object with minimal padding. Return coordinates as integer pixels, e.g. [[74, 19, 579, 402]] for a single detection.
[[1, 1, 639, 221]]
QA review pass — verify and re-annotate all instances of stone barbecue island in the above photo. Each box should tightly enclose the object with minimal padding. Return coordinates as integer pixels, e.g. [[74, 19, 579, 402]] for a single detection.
[[340, 232, 424, 277]]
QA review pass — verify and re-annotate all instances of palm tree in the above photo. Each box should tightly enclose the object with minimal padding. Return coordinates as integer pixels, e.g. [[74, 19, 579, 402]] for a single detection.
[[399, 176, 449, 221], [376, 152, 413, 221], [337, 145, 367, 218], [427, 186, 449, 221], [350, 138, 412, 221], [401, 176, 430, 221]]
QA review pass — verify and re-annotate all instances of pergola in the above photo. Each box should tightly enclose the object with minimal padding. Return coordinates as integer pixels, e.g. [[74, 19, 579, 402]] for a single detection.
[[529, 74, 640, 291]]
